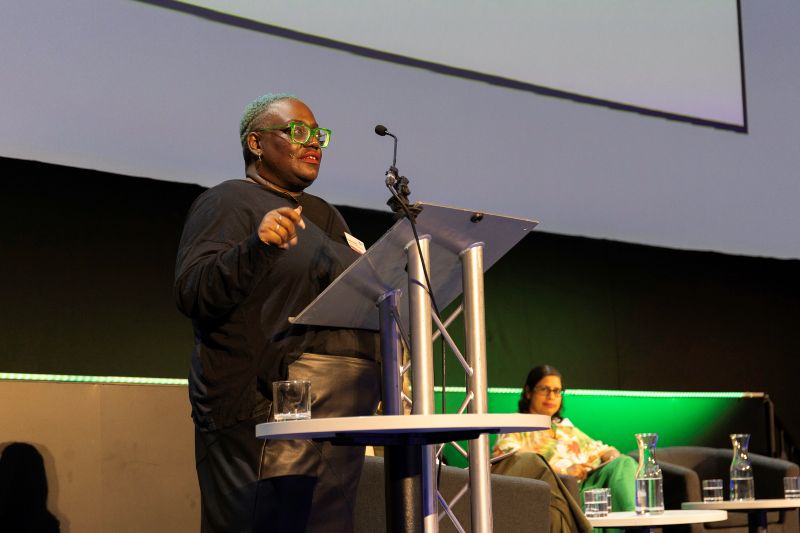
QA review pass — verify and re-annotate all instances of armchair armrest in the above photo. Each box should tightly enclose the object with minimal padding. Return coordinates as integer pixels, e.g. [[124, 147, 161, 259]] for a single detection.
[[659, 460, 701, 509], [750, 454, 800, 499]]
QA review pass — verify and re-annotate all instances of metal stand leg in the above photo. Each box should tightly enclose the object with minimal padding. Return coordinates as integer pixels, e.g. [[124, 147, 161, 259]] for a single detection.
[[461, 243, 493, 533], [380, 290, 422, 532], [379, 290, 403, 417], [748, 510, 767, 533], [406, 237, 439, 533], [393, 236, 495, 532], [384, 445, 423, 533]]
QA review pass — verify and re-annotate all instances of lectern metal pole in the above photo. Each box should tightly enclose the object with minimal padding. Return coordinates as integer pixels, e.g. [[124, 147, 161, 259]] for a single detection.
[[379, 289, 403, 416], [406, 236, 439, 533], [406, 236, 435, 414], [461, 243, 493, 533], [379, 289, 422, 533]]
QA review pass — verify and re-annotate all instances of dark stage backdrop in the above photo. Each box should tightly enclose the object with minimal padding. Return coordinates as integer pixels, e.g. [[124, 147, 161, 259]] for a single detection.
[[2, 156, 798, 449]]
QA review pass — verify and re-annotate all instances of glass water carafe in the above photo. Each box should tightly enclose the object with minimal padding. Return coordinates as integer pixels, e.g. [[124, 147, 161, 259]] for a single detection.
[[729, 433, 755, 501], [635, 432, 665, 514]]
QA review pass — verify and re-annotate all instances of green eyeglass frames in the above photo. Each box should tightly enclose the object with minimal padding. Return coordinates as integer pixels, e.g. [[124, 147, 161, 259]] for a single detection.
[[252, 121, 331, 148]]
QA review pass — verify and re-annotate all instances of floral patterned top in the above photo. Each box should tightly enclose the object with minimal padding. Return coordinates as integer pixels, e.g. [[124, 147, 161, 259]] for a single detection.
[[492, 418, 614, 476]]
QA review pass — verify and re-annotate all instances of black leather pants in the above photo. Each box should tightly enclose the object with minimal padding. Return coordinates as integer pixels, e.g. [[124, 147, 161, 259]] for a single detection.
[[196, 353, 380, 533]]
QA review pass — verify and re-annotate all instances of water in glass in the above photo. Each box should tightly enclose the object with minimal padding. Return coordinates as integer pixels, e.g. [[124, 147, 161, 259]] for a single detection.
[[274, 411, 311, 422], [785, 477, 800, 499], [584, 489, 609, 518], [702, 479, 724, 502], [730, 477, 755, 501], [636, 478, 665, 514]]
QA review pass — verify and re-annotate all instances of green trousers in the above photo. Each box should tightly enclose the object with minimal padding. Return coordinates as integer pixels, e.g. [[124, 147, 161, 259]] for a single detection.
[[579, 455, 638, 512]]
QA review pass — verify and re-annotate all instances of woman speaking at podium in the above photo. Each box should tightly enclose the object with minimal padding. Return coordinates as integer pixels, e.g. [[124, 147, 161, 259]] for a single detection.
[[175, 93, 380, 533]]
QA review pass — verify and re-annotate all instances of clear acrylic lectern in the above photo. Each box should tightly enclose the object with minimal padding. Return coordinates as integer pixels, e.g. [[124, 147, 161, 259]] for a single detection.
[[265, 202, 542, 533]]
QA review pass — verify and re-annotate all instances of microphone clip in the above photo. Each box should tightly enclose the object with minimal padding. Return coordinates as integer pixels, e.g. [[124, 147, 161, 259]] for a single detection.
[[386, 167, 422, 222], [385, 165, 399, 188]]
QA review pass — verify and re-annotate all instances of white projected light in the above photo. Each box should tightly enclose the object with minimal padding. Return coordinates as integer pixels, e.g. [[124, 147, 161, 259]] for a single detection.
[[8, 0, 798, 260], [176, 0, 745, 128]]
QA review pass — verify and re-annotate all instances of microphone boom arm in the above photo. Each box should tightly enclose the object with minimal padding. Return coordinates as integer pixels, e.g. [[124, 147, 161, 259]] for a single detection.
[[375, 124, 422, 222]]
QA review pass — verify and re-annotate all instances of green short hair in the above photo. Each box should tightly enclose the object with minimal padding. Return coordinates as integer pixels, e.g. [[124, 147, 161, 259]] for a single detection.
[[239, 92, 298, 144]]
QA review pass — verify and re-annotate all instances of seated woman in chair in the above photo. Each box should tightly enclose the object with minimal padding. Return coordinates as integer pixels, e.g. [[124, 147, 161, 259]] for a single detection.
[[492, 364, 637, 512]]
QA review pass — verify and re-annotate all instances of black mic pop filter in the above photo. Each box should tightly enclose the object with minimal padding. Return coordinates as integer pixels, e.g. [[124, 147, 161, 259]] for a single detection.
[[374, 124, 388, 136]]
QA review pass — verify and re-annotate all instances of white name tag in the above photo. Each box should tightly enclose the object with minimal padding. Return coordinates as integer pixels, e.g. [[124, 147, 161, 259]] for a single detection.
[[344, 232, 366, 255]]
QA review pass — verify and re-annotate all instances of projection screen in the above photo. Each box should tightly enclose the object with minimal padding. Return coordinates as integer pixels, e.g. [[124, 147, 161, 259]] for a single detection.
[[171, 0, 746, 130]]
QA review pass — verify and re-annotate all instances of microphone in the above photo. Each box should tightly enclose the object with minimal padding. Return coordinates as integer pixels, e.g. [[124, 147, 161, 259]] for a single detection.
[[374, 124, 421, 222], [374, 124, 397, 168]]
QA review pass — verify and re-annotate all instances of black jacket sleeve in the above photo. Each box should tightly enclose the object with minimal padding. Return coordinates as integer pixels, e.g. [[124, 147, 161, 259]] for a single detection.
[[174, 185, 282, 320]]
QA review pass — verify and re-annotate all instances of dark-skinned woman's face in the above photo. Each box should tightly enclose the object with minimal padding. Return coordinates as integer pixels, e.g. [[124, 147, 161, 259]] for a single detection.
[[251, 99, 323, 193]]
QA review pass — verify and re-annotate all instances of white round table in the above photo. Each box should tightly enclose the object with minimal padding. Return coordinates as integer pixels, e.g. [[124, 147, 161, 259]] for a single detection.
[[682, 499, 800, 533], [257, 413, 550, 532], [589, 510, 728, 532], [255, 413, 551, 445]]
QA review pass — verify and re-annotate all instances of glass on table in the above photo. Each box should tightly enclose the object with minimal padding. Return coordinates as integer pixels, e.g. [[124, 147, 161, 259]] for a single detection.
[[584, 488, 609, 517], [702, 479, 724, 502], [784, 477, 800, 499], [600, 488, 613, 511], [272, 380, 311, 421]]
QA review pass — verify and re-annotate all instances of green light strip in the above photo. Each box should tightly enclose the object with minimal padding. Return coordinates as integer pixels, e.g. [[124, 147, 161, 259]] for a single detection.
[[436, 385, 746, 399], [563, 389, 746, 399], [0, 373, 188, 386], [1, 375, 749, 398]]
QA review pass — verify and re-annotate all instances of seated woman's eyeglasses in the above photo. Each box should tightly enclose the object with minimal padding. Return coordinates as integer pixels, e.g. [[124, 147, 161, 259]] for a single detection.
[[533, 385, 564, 396], [253, 121, 332, 148]]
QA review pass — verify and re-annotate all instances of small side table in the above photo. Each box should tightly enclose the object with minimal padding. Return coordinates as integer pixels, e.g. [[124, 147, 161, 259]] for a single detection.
[[257, 413, 550, 533], [589, 509, 728, 533], [682, 499, 800, 533], [255, 413, 550, 445]]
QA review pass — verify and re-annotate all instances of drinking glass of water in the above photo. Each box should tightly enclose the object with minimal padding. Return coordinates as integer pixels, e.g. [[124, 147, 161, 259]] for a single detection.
[[784, 477, 800, 499], [584, 488, 609, 517], [600, 488, 612, 511], [272, 380, 311, 421], [702, 479, 724, 502]]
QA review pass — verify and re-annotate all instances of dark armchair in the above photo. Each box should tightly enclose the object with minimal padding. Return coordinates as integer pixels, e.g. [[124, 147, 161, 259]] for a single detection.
[[652, 446, 800, 533]]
